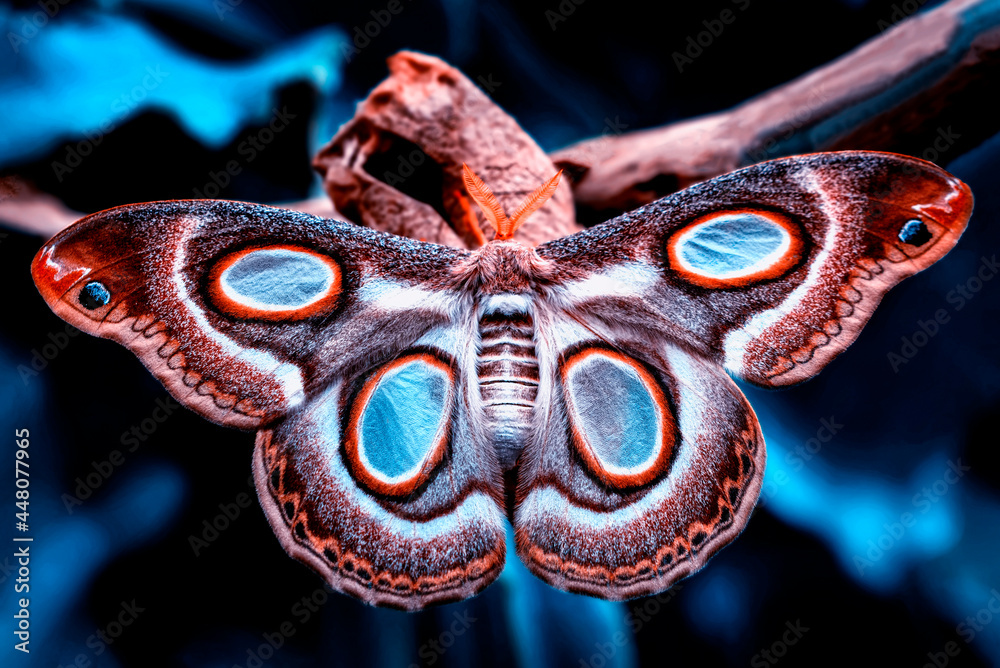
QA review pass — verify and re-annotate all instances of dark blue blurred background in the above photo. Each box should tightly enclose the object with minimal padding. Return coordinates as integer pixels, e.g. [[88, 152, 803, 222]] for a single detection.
[[1, 0, 998, 666]]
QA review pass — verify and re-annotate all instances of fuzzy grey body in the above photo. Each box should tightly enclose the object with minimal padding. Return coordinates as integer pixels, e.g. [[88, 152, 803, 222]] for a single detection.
[[459, 242, 550, 472], [476, 296, 539, 471]]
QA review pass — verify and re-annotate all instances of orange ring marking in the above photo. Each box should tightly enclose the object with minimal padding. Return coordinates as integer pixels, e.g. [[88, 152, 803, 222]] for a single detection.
[[207, 245, 342, 321], [666, 209, 804, 289], [344, 353, 453, 498], [561, 348, 675, 488]]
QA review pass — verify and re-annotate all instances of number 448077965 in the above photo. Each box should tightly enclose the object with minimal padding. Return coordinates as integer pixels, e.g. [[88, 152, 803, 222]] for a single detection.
[[15, 429, 29, 531]]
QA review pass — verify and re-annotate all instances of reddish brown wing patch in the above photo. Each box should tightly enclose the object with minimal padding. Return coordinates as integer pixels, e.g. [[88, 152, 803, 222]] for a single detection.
[[735, 153, 973, 386], [255, 431, 505, 610]]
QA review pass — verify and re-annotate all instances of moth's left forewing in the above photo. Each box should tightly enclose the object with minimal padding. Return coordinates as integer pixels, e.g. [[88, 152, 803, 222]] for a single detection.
[[537, 152, 973, 387]]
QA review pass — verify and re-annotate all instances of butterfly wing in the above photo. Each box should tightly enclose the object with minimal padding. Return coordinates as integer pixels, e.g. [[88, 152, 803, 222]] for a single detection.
[[32, 201, 507, 609], [535, 151, 974, 387], [513, 151, 972, 598], [255, 321, 507, 609], [32, 200, 469, 429], [516, 312, 763, 599]]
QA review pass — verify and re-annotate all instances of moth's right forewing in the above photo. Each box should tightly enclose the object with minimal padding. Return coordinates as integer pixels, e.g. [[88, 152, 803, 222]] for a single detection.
[[536, 151, 973, 387]]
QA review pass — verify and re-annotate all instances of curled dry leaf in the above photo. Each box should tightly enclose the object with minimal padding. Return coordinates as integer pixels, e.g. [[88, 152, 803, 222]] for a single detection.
[[313, 51, 578, 248]]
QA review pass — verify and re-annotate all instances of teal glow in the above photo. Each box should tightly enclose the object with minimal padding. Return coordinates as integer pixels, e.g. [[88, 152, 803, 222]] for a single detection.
[[568, 354, 658, 471], [361, 360, 448, 480]]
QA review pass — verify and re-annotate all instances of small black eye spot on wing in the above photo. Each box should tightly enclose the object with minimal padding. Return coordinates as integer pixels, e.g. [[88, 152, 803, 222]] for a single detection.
[[899, 219, 932, 246], [79, 282, 111, 309]]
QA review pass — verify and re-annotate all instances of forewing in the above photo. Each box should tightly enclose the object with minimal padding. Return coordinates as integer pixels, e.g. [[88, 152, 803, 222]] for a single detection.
[[535, 151, 973, 386], [31, 200, 468, 427]]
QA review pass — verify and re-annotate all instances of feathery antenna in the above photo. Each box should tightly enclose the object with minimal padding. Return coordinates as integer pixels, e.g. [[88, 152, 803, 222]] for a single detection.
[[462, 164, 562, 241]]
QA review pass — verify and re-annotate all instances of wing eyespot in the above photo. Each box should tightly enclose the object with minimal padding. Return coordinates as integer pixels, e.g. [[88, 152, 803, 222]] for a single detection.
[[898, 218, 932, 246], [78, 281, 111, 309], [207, 245, 342, 321], [666, 208, 804, 288], [560, 346, 676, 489], [342, 351, 455, 498]]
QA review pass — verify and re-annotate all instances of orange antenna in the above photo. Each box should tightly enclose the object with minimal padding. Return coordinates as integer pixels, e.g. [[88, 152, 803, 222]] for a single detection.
[[462, 164, 562, 241], [509, 171, 562, 230]]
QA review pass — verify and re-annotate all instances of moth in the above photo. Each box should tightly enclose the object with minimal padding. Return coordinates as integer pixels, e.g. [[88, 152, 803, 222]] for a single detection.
[[31, 151, 972, 610]]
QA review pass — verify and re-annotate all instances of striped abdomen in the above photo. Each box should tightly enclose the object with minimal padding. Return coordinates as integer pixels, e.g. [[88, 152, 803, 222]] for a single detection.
[[477, 300, 538, 471]]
